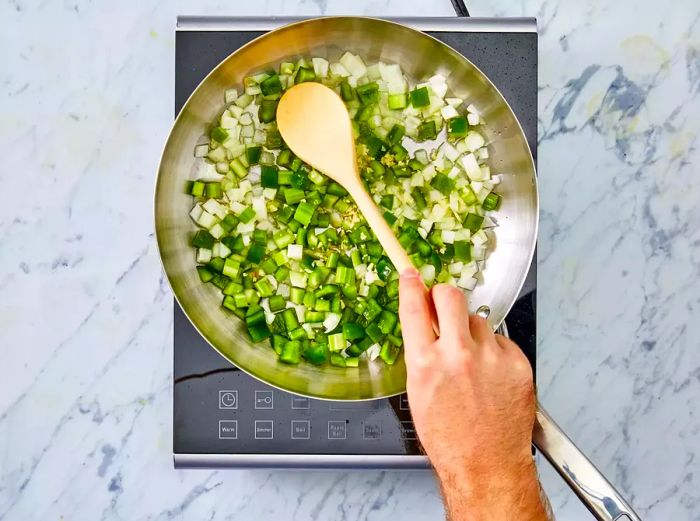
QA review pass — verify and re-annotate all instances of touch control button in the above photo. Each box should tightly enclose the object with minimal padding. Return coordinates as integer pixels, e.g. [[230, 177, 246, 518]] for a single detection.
[[219, 420, 238, 439], [291, 396, 310, 409], [328, 421, 347, 440], [255, 420, 274, 439], [219, 390, 238, 409], [255, 390, 274, 409], [291, 420, 311, 439], [363, 423, 382, 440], [399, 394, 410, 410], [400, 421, 417, 440]]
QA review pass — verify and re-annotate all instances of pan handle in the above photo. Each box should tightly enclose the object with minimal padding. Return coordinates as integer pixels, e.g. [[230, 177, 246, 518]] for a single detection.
[[495, 323, 642, 521], [449, 0, 470, 17], [533, 406, 642, 521]]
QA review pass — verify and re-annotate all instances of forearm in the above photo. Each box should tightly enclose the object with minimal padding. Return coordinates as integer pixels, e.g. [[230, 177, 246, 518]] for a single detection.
[[438, 459, 550, 521]]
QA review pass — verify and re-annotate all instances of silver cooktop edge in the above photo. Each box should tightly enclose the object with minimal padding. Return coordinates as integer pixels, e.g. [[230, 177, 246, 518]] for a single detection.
[[176, 16, 537, 34]]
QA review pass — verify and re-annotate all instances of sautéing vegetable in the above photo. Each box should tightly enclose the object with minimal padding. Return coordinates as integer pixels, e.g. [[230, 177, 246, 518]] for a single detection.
[[186, 52, 501, 366]]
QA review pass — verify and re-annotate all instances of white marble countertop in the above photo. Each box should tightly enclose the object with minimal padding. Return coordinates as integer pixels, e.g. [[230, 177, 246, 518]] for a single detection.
[[1, 0, 699, 519]]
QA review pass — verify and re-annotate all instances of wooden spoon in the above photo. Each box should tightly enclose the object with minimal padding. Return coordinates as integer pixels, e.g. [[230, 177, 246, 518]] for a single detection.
[[277, 82, 413, 274]]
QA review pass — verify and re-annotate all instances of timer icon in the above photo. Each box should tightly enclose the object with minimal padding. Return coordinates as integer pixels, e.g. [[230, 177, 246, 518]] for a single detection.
[[219, 390, 238, 409]]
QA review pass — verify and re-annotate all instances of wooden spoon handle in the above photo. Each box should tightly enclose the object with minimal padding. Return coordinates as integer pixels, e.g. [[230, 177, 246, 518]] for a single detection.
[[349, 183, 414, 274]]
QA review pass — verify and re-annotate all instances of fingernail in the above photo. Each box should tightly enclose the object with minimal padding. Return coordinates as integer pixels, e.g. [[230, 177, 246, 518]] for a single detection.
[[401, 268, 421, 279]]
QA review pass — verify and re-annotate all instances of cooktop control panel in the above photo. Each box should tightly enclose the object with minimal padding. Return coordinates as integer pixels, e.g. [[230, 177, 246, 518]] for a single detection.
[[174, 305, 419, 455]]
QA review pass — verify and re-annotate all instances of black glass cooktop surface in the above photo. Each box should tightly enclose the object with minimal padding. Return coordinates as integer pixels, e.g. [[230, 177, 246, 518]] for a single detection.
[[172, 17, 537, 466]]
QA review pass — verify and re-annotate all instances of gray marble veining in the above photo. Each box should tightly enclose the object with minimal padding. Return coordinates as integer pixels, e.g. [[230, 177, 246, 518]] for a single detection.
[[0, 0, 698, 520]]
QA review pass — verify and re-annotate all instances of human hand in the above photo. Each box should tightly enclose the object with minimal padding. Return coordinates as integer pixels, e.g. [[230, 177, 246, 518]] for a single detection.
[[399, 268, 548, 521]]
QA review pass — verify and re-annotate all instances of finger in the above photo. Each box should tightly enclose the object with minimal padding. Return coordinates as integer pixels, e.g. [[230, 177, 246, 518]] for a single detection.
[[430, 284, 471, 343], [399, 268, 437, 358], [469, 314, 495, 346]]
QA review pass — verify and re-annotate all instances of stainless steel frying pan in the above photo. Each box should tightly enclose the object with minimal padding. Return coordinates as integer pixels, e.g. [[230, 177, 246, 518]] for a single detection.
[[155, 16, 640, 521], [156, 17, 536, 400]]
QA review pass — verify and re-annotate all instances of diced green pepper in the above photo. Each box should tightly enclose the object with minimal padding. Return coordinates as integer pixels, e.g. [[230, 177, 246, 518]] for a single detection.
[[463, 213, 484, 233], [448, 116, 468, 138], [246, 243, 265, 263], [366, 322, 385, 343], [379, 341, 400, 365], [260, 74, 282, 96], [294, 66, 316, 83], [387, 124, 405, 145], [342, 322, 365, 341], [454, 240, 472, 262], [363, 298, 383, 322], [431, 173, 455, 195], [261, 165, 279, 188], [259, 99, 278, 123], [248, 322, 271, 343], [356, 82, 379, 105], [377, 310, 397, 335], [192, 230, 215, 249], [482, 192, 502, 211], [417, 120, 437, 141], [279, 340, 301, 364], [330, 353, 346, 367], [303, 342, 329, 365], [409, 86, 430, 108], [340, 80, 355, 101], [219, 214, 239, 233], [238, 207, 256, 224], [246, 145, 262, 165]]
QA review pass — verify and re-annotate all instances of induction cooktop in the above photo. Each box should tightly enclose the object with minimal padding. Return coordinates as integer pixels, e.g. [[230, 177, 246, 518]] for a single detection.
[[172, 15, 537, 469]]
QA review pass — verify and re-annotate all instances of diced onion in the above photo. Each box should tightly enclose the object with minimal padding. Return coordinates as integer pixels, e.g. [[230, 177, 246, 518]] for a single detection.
[[189, 204, 204, 223], [324, 312, 342, 333], [329, 62, 350, 77], [289, 271, 307, 288], [366, 343, 381, 361], [419, 264, 436, 285], [287, 244, 303, 260], [224, 88, 238, 104], [339, 52, 367, 78], [312, 57, 329, 78], [459, 153, 481, 179], [440, 104, 459, 120], [196, 248, 212, 263]]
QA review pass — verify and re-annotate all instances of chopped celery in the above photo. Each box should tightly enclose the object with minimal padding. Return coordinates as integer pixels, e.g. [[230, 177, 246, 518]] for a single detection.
[[388, 93, 408, 110]]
